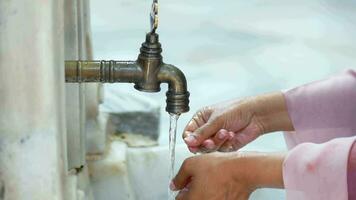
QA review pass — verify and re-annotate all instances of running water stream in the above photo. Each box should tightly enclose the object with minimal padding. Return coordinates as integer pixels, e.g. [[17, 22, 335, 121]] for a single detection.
[[168, 113, 180, 200]]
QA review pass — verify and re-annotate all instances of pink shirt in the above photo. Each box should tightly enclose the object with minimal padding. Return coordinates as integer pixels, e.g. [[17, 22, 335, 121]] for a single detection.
[[282, 69, 356, 200], [349, 143, 356, 199]]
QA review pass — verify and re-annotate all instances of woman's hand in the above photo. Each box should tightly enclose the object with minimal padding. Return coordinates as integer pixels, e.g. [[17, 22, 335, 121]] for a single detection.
[[170, 152, 285, 200], [183, 92, 294, 153]]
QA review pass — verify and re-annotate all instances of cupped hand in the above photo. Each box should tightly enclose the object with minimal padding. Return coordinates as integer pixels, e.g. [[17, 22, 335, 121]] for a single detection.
[[183, 92, 293, 153], [183, 98, 263, 153]]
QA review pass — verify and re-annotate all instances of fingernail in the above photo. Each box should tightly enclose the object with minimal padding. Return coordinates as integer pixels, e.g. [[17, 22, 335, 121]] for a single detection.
[[184, 135, 197, 145], [169, 181, 176, 191], [218, 131, 226, 140], [203, 139, 215, 150], [228, 132, 235, 140]]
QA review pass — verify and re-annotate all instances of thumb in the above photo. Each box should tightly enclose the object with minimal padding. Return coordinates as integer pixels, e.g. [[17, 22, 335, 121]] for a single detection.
[[171, 158, 195, 191], [192, 117, 222, 146]]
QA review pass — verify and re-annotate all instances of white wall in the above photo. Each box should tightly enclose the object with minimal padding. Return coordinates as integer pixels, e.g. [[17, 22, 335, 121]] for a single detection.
[[0, 1, 67, 199]]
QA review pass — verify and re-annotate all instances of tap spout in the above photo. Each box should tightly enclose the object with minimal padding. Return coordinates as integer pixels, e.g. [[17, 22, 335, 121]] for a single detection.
[[158, 64, 190, 114]]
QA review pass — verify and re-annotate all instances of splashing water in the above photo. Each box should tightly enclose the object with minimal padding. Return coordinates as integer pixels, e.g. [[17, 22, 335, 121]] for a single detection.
[[168, 113, 180, 200]]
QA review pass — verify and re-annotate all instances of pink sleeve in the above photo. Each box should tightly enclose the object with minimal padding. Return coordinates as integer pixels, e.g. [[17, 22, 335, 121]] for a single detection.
[[283, 137, 356, 200], [283, 69, 356, 146], [348, 142, 356, 199], [282, 69, 356, 200]]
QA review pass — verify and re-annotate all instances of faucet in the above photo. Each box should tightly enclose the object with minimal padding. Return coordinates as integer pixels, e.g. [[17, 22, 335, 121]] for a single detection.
[[65, 32, 190, 114]]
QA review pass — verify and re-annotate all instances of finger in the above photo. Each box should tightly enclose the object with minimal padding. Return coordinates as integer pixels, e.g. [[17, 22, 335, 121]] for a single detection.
[[172, 158, 195, 190], [183, 133, 199, 147], [219, 142, 235, 152], [211, 129, 230, 149], [188, 146, 199, 154], [228, 131, 235, 140], [219, 123, 260, 152], [183, 116, 204, 135], [202, 139, 215, 150], [183, 129, 196, 139], [195, 139, 216, 154], [196, 129, 229, 153], [183, 122, 219, 148], [219, 131, 241, 152], [183, 108, 212, 138], [191, 117, 222, 146], [182, 122, 205, 147], [182, 119, 200, 143], [229, 123, 260, 151], [175, 189, 188, 200]]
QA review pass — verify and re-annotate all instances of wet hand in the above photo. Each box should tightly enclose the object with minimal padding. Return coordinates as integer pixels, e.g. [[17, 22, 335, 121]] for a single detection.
[[170, 152, 285, 200], [182, 98, 262, 153], [182, 92, 293, 153]]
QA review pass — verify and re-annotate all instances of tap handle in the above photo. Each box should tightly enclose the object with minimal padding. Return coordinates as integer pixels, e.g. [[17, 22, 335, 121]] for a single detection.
[[150, 0, 158, 33]]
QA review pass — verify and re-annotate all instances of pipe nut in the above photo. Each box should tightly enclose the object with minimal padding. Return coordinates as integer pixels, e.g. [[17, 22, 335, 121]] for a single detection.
[[166, 91, 190, 114]]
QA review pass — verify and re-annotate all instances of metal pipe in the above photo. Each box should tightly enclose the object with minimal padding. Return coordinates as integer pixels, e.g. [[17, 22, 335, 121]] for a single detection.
[[65, 60, 142, 83], [65, 32, 190, 114]]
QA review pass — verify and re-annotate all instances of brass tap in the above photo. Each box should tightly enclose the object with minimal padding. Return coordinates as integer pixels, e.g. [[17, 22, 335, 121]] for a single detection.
[[65, 32, 190, 114]]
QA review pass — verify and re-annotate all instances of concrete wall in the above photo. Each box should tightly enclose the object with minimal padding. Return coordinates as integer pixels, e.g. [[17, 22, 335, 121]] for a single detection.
[[65, 0, 103, 170], [0, 1, 101, 199], [0, 1, 67, 199]]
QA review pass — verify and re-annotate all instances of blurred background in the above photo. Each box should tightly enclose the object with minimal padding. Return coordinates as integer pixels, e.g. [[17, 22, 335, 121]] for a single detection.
[[90, 0, 356, 149]]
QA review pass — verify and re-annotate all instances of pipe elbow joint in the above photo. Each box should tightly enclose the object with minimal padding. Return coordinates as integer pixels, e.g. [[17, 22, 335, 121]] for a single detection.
[[158, 64, 190, 114]]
